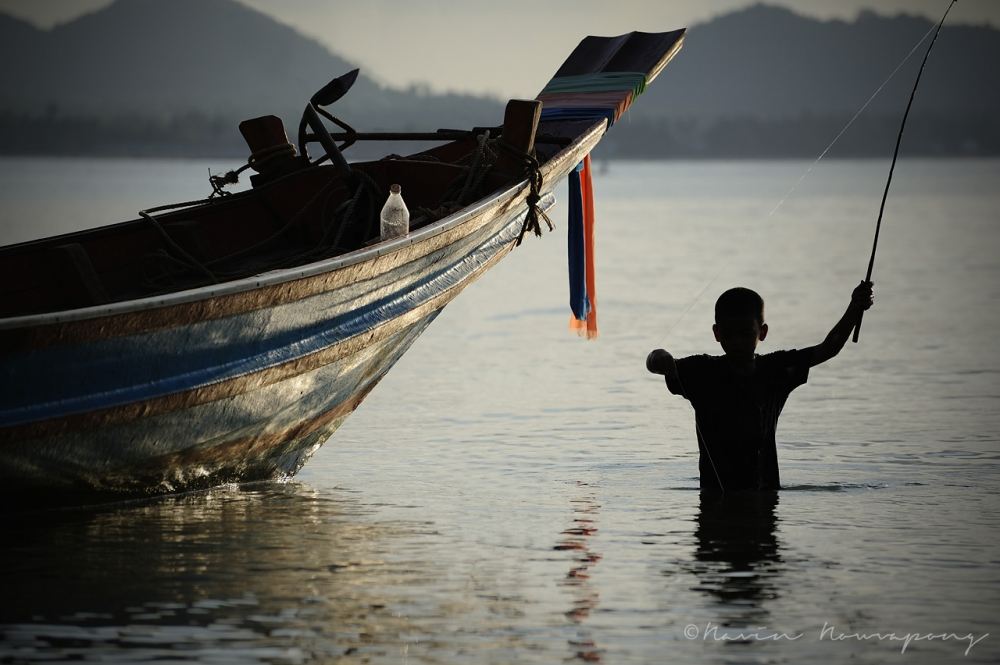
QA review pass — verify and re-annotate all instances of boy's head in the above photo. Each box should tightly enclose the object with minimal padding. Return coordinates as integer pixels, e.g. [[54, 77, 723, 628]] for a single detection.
[[713, 287, 767, 357]]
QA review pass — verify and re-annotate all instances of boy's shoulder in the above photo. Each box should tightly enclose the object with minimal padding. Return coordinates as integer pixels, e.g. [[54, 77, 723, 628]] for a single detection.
[[676, 353, 721, 370], [678, 353, 718, 362], [677, 349, 811, 380], [758, 348, 811, 367], [758, 348, 812, 390], [679, 350, 808, 364]]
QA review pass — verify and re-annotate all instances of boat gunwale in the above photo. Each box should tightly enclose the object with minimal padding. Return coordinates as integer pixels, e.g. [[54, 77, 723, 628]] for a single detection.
[[0, 121, 606, 331]]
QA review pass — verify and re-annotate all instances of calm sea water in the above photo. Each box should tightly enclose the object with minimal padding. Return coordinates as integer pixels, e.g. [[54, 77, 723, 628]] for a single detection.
[[1, 157, 999, 664]]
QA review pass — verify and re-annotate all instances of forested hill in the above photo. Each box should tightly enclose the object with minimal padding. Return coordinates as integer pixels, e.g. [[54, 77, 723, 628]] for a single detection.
[[0, 0, 505, 157], [0, 0, 996, 158], [608, 4, 1000, 157]]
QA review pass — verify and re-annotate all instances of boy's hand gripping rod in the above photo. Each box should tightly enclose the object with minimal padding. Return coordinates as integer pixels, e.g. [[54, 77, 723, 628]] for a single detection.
[[854, 0, 956, 343]]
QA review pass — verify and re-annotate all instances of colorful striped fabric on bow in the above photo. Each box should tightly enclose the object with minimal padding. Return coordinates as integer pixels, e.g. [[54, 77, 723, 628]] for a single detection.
[[537, 72, 648, 127], [536, 69, 658, 339], [533, 30, 685, 338], [567, 155, 598, 339]]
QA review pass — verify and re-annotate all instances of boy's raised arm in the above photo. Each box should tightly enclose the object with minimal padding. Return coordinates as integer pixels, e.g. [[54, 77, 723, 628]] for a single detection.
[[806, 281, 874, 367]]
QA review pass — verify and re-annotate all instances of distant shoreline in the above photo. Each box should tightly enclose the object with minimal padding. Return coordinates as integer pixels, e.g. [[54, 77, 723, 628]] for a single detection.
[[3, 112, 994, 161], [1, 152, 996, 162]]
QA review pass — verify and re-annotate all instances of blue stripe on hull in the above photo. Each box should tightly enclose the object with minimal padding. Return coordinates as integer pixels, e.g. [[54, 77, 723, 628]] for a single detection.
[[0, 200, 531, 428], [0, 310, 441, 495]]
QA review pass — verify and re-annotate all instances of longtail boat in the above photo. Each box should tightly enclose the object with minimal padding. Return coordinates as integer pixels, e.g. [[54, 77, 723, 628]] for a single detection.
[[0, 30, 685, 500]]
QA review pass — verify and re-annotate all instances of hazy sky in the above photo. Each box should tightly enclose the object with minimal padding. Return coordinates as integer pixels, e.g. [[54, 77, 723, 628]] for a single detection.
[[1, 0, 995, 98]]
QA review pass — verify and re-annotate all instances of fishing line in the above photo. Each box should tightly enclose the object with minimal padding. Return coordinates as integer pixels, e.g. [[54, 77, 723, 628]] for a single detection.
[[659, 11, 950, 340], [653, 5, 955, 493], [767, 20, 940, 218], [675, 368, 727, 494]]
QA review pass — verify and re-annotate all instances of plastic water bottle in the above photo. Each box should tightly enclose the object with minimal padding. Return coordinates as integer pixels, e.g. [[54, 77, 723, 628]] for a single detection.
[[380, 184, 409, 240]]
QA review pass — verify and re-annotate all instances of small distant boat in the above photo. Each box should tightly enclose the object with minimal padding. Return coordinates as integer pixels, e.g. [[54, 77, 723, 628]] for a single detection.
[[0, 30, 685, 499]]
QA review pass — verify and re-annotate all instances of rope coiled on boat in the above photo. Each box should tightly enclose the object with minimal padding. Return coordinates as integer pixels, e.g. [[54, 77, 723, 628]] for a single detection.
[[494, 140, 552, 246]]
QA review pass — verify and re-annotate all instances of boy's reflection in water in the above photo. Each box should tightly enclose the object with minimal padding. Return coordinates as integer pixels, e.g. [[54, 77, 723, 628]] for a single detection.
[[691, 491, 782, 626]]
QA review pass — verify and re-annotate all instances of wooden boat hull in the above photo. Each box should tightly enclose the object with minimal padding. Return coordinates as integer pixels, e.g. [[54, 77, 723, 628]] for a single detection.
[[0, 125, 601, 497], [0, 28, 687, 500]]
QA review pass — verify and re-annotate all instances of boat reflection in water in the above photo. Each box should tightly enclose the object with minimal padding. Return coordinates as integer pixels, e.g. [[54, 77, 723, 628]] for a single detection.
[[0, 483, 444, 662], [555, 481, 603, 662]]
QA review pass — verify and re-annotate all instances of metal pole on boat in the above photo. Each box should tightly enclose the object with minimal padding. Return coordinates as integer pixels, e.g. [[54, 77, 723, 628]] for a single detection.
[[303, 104, 352, 176]]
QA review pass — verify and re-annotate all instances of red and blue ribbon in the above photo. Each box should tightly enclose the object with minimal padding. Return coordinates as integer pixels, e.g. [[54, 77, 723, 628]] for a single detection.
[[567, 155, 598, 339]]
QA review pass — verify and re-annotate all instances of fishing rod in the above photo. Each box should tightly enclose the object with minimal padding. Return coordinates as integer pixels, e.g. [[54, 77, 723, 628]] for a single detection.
[[661, 17, 945, 343], [853, 0, 957, 343]]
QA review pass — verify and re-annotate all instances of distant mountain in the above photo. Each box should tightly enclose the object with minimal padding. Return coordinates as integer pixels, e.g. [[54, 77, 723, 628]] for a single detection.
[[0, 1, 997, 157], [638, 4, 1000, 120], [1, 0, 357, 116], [0, 13, 43, 102], [604, 4, 1000, 156], [0, 0, 504, 146]]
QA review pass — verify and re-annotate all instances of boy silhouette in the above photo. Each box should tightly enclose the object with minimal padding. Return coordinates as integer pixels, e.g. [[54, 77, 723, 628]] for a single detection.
[[646, 282, 874, 491]]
